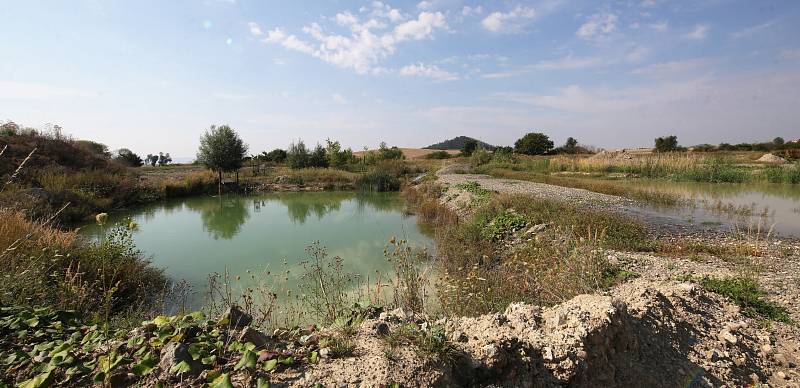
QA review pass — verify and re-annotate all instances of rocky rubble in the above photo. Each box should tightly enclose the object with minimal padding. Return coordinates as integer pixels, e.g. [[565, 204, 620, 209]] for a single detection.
[[291, 280, 798, 387]]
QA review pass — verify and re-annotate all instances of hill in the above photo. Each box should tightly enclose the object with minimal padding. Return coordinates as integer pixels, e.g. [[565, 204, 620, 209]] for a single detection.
[[353, 148, 460, 160], [424, 136, 496, 151]]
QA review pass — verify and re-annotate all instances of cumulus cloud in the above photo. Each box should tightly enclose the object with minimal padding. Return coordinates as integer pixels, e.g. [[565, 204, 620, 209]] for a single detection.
[[481, 6, 536, 33], [462, 6, 483, 16], [576, 12, 618, 41], [684, 24, 710, 40], [400, 63, 459, 81], [248, 22, 263, 36], [251, 10, 447, 75]]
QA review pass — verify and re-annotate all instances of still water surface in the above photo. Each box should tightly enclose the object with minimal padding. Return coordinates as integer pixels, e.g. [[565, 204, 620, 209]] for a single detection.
[[81, 192, 432, 307]]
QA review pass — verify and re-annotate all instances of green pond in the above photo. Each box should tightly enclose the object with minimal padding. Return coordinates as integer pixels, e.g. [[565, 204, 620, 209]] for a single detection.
[[608, 180, 800, 237], [80, 192, 432, 309]]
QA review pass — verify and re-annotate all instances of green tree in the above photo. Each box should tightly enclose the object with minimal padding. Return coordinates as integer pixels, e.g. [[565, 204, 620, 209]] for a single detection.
[[565, 137, 578, 152], [773, 137, 785, 146], [514, 132, 554, 155], [197, 124, 248, 195], [654, 135, 680, 152], [287, 140, 309, 168], [309, 144, 329, 168], [114, 148, 143, 167], [462, 139, 478, 156], [261, 148, 287, 163], [325, 139, 354, 168]]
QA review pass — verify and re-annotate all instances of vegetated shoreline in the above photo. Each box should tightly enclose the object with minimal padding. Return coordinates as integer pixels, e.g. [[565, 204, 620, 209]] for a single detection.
[[3, 131, 800, 386]]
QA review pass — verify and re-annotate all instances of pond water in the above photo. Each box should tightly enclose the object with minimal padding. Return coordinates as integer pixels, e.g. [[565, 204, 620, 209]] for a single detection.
[[610, 180, 800, 237], [80, 192, 432, 309]]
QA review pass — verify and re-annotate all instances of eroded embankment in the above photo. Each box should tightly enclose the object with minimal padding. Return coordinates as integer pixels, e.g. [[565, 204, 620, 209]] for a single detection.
[[292, 280, 798, 387]]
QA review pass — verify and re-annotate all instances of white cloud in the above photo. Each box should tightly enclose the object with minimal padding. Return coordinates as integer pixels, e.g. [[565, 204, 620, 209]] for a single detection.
[[576, 12, 618, 41], [631, 59, 707, 77], [248, 22, 263, 36], [462, 6, 483, 16], [416, 1, 432, 9], [730, 19, 777, 39], [481, 6, 536, 33], [684, 24, 710, 40], [483, 49, 649, 79], [259, 11, 447, 74], [649, 20, 668, 32], [399, 63, 459, 81]]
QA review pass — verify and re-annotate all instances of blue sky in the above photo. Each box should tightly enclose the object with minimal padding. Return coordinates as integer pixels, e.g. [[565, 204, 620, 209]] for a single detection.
[[2, 0, 799, 158]]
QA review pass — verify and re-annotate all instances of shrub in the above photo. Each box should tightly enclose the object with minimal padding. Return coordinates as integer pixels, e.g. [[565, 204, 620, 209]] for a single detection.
[[356, 171, 400, 191], [514, 132, 553, 155], [287, 140, 310, 169], [0, 210, 168, 320], [470, 148, 492, 167], [423, 150, 452, 159], [700, 277, 790, 323]]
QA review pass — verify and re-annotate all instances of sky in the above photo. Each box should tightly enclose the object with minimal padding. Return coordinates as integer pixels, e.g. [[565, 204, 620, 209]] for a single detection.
[[2, 0, 799, 159]]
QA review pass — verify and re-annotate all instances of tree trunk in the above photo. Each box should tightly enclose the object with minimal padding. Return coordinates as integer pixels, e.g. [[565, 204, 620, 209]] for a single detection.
[[236, 170, 239, 184], [218, 171, 222, 197]]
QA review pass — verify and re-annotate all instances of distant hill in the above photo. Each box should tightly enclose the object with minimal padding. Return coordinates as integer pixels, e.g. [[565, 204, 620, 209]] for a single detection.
[[424, 136, 496, 151]]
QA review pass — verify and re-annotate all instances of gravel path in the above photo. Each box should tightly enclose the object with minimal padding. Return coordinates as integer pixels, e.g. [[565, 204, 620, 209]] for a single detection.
[[436, 172, 638, 210], [434, 167, 736, 237]]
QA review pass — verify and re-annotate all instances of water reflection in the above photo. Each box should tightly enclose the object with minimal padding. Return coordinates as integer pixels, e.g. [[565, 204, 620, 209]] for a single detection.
[[185, 197, 250, 240]]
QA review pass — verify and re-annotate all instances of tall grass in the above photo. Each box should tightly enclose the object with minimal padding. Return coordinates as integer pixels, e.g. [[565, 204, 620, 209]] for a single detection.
[[0, 209, 168, 323]]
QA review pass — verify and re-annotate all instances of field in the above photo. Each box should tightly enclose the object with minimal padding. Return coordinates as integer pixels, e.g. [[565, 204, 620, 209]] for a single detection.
[[353, 147, 460, 159]]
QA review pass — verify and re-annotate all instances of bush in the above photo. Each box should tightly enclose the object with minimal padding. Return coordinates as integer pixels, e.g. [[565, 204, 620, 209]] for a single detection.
[[287, 140, 310, 169], [470, 148, 492, 167], [423, 150, 452, 159], [356, 170, 400, 191], [700, 277, 791, 323], [514, 132, 553, 155], [0, 209, 168, 320]]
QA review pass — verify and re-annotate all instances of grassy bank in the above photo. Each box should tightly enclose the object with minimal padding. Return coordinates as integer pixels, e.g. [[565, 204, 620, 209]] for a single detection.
[[405, 182, 649, 316]]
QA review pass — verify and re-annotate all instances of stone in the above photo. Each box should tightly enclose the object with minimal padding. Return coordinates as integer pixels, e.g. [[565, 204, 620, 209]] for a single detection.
[[219, 306, 253, 328], [238, 327, 270, 349], [774, 353, 788, 366], [707, 349, 720, 362], [776, 371, 786, 380], [718, 330, 737, 345], [451, 331, 467, 343], [300, 333, 319, 345], [761, 344, 773, 355], [319, 347, 331, 358], [159, 342, 205, 377], [542, 347, 554, 361], [374, 322, 390, 336]]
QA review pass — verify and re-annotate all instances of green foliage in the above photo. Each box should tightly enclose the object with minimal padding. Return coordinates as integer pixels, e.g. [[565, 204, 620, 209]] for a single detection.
[[654, 135, 680, 152], [325, 139, 355, 168], [461, 139, 478, 156], [481, 209, 527, 240], [308, 144, 329, 168], [423, 150, 452, 159], [297, 243, 356, 324], [260, 148, 287, 163], [287, 140, 310, 169], [455, 180, 491, 203], [197, 125, 248, 175], [356, 170, 400, 191], [114, 148, 144, 167], [469, 148, 492, 167], [384, 323, 458, 364], [700, 277, 791, 323], [514, 132, 554, 155]]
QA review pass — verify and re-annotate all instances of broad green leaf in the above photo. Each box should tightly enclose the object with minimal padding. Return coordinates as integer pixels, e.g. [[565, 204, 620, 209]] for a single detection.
[[16, 371, 52, 388], [209, 373, 233, 388], [309, 351, 318, 364], [201, 355, 217, 366], [131, 353, 157, 376], [256, 378, 270, 388], [170, 360, 192, 375], [234, 350, 257, 371], [278, 356, 294, 365], [262, 359, 278, 372]]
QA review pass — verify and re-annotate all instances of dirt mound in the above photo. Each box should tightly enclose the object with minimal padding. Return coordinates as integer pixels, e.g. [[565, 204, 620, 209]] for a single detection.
[[293, 280, 798, 387], [757, 153, 788, 164], [588, 148, 651, 161]]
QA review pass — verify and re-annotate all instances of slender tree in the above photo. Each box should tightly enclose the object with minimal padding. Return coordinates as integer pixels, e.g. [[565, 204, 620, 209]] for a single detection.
[[197, 124, 248, 195]]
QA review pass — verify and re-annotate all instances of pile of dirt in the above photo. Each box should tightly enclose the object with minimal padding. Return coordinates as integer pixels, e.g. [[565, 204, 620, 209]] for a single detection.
[[293, 280, 798, 387], [757, 153, 788, 164]]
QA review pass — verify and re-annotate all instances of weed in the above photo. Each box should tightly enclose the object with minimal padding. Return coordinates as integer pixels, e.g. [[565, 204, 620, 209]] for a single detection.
[[699, 277, 791, 323]]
